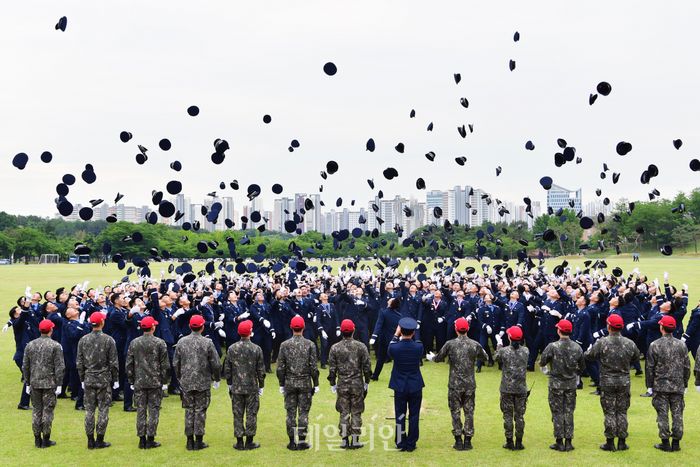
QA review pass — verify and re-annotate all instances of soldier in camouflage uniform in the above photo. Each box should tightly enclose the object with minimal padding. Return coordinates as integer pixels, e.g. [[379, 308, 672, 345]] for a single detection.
[[427, 317, 488, 451], [328, 319, 372, 449], [22, 319, 65, 448], [223, 320, 265, 451], [126, 316, 169, 450], [539, 319, 585, 452], [494, 325, 529, 451], [77, 312, 120, 449], [645, 315, 690, 452], [277, 315, 319, 451], [174, 314, 221, 451], [584, 314, 640, 452]]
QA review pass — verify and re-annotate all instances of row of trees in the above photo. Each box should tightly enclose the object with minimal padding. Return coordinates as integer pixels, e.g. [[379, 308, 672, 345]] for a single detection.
[[1, 188, 698, 262]]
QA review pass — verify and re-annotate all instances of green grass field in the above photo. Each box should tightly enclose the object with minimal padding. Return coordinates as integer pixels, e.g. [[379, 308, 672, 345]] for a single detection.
[[1, 255, 699, 466]]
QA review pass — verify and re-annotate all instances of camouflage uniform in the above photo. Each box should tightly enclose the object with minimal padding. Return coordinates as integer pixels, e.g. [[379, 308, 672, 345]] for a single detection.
[[327, 337, 372, 437], [584, 333, 640, 439], [433, 335, 488, 437], [645, 334, 690, 440], [22, 335, 65, 436], [77, 330, 119, 436], [223, 339, 265, 437], [174, 333, 221, 437], [126, 334, 169, 437], [540, 338, 585, 440], [276, 335, 319, 440], [494, 343, 529, 439]]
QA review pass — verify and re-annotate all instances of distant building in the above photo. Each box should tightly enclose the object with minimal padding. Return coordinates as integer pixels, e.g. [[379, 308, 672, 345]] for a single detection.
[[547, 184, 582, 213]]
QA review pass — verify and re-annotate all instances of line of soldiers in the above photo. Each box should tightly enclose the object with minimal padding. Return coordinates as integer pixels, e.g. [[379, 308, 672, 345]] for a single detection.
[[8, 262, 700, 451]]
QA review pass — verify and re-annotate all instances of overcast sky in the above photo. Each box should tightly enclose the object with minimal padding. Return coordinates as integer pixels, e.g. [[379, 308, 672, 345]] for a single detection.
[[1, 0, 699, 218]]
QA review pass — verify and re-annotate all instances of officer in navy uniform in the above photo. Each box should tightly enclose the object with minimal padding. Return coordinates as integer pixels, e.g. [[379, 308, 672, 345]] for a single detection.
[[316, 293, 339, 369], [388, 317, 424, 452], [370, 298, 403, 381]]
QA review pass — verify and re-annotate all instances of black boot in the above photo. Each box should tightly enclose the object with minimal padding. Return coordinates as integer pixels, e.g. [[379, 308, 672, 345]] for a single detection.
[[34, 434, 43, 448], [286, 435, 297, 451], [87, 434, 95, 449], [195, 435, 208, 450], [453, 435, 464, 451], [617, 437, 628, 451], [42, 433, 55, 448], [600, 438, 616, 451], [186, 436, 195, 451], [549, 438, 564, 451], [234, 437, 245, 450], [671, 439, 680, 452], [350, 434, 364, 449], [654, 438, 671, 452], [296, 436, 311, 450], [245, 436, 260, 450], [95, 434, 111, 449], [503, 437, 514, 450], [139, 436, 146, 449], [340, 437, 350, 449], [147, 436, 160, 449], [463, 436, 473, 450], [514, 437, 524, 450], [564, 438, 574, 451]]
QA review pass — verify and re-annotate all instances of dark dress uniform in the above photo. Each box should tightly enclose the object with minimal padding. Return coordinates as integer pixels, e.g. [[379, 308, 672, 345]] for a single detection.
[[61, 318, 91, 409], [317, 302, 339, 366], [22, 334, 65, 446], [494, 342, 529, 448]]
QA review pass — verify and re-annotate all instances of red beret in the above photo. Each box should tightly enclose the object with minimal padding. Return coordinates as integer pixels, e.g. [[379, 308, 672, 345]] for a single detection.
[[189, 314, 205, 328], [506, 325, 523, 341], [39, 319, 55, 333], [607, 314, 624, 330], [659, 315, 676, 330], [290, 315, 305, 330], [140, 316, 158, 330], [454, 317, 469, 332], [238, 320, 253, 337], [89, 312, 106, 325], [555, 319, 573, 333], [340, 319, 355, 333]]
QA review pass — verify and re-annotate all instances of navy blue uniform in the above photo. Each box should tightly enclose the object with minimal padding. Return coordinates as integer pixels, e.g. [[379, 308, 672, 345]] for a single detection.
[[388, 336, 424, 450], [371, 306, 403, 380], [250, 301, 275, 371]]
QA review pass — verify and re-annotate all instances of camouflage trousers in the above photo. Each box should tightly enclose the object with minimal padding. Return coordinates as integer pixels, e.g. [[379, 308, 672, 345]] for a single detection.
[[652, 392, 685, 440], [182, 390, 211, 436], [134, 388, 163, 437], [231, 392, 260, 437], [448, 389, 475, 437], [500, 392, 527, 438], [599, 385, 630, 439], [30, 388, 56, 435], [284, 387, 313, 439], [84, 385, 112, 436], [336, 388, 364, 436], [548, 388, 576, 439]]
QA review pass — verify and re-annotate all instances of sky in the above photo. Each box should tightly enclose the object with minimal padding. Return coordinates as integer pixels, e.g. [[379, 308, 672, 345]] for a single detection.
[[1, 0, 699, 218]]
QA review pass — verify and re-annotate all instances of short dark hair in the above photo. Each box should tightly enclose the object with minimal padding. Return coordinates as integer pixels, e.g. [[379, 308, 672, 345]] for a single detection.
[[400, 327, 414, 337], [558, 329, 572, 336], [661, 325, 674, 334], [8, 306, 19, 319], [341, 330, 353, 338]]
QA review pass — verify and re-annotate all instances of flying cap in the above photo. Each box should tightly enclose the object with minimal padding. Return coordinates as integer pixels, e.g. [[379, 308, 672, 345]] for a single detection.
[[454, 317, 469, 332], [238, 320, 253, 337], [340, 319, 355, 333], [39, 319, 55, 333], [140, 316, 158, 330]]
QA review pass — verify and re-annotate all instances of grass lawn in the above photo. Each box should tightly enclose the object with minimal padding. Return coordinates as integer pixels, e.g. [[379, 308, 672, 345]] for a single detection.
[[0, 254, 699, 466]]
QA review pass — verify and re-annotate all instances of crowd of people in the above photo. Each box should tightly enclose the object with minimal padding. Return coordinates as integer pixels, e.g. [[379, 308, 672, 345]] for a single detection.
[[6, 259, 700, 452]]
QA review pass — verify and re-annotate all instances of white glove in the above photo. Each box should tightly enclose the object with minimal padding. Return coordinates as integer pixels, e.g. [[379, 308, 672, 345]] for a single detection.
[[218, 313, 225, 321], [495, 335, 503, 347], [683, 284, 689, 292], [313, 315, 317, 323], [263, 319, 271, 328], [336, 329, 341, 337], [130, 384, 134, 390], [81, 382, 85, 390], [369, 337, 376, 345], [549, 310, 562, 318], [113, 382, 120, 390], [258, 388, 263, 396], [526, 305, 535, 312], [330, 385, 337, 394], [646, 388, 653, 395], [218, 329, 226, 338], [1, 324, 8, 332], [681, 336, 687, 343], [321, 330, 328, 340], [437, 317, 444, 324], [213, 321, 224, 329], [632, 268, 640, 275], [78, 311, 86, 324], [416, 322, 420, 330], [540, 366, 550, 375], [426, 351, 436, 362], [626, 323, 635, 331], [498, 330, 505, 337], [486, 325, 492, 334], [541, 305, 551, 312], [279, 386, 285, 394], [314, 386, 319, 394], [364, 382, 369, 391], [26, 385, 31, 394], [162, 385, 168, 391], [271, 331, 276, 339], [239, 311, 250, 319], [172, 309, 185, 319], [592, 331, 601, 339], [212, 381, 220, 389], [25, 286, 32, 299], [664, 272, 669, 281]]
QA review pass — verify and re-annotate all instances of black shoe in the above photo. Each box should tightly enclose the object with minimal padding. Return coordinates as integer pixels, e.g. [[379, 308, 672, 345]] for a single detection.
[[57, 393, 69, 399], [549, 439, 564, 451], [514, 437, 524, 450], [162, 392, 169, 398], [195, 435, 208, 450], [591, 389, 601, 396], [286, 442, 297, 451], [340, 437, 350, 449], [35, 435, 43, 448], [576, 381, 583, 390], [75, 405, 85, 411], [17, 404, 30, 410], [265, 368, 272, 374], [600, 438, 616, 451], [168, 388, 181, 395], [124, 407, 136, 412], [453, 435, 464, 451], [617, 438, 628, 451], [635, 369, 643, 376], [370, 376, 379, 381], [234, 437, 246, 450], [487, 360, 494, 367], [640, 391, 653, 397], [671, 439, 680, 451], [654, 439, 671, 452], [296, 441, 311, 450], [403, 445, 416, 452], [503, 438, 514, 450], [320, 364, 327, 369], [564, 439, 574, 451], [476, 366, 481, 373], [95, 434, 111, 449], [139, 436, 146, 449], [147, 436, 161, 449], [245, 436, 260, 450], [527, 366, 535, 372], [350, 435, 364, 449], [463, 436, 473, 450], [186, 436, 195, 451]]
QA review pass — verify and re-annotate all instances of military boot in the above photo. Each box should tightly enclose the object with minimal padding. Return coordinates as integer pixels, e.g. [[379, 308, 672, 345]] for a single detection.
[[34, 434, 43, 448], [600, 438, 616, 451], [350, 434, 364, 449], [671, 439, 680, 452], [453, 435, 464, 451], [95, 434, 111, 449], [139, 436, 146, 449], [514, 437, 524, 450], [463, 436, 473, 450], [564, 438, 574, 451], [87, 434, 95, 449], [245, 436, 260, 450], [234, 437, 245, 450], [146, 436, 160, 449], [286, 436, 297, 451], [296, 436, 311, 450], [654, 439, 671, 452], [195, 435, 208, 450], [549, 438, 564, 451], [617, 437, 628, 451], [503, 437, 514, 450], [186, 435, 195, 451]]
